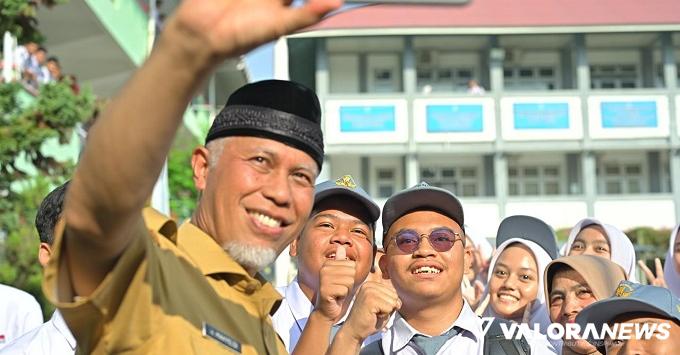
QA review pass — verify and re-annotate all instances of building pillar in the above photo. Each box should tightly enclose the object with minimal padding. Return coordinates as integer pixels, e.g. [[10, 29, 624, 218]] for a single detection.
[[566, 153, 582, 195], [483, 154, 496, 197], [273, 37, 290, 80], [574, 34, 590, 91], [661, 32, 680, 222], [405, 153, 419, 188], [493, 153, 508, 218], [582, 151, 597, 216], [317, 157, 332, 183], [361, 156, 371, 191], [560, 47, 574, 90], [403, 36, 416, 95], [315, 38, 329, 97], [648, 151, 661, 193], [640, 47, 654, 88], [488, 36, 504, 93], [661, 32, 677, 90]]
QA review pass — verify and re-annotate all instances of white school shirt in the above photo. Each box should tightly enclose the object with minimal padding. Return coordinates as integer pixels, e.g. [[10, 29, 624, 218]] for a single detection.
[[0, 310, 76, 355], [0, 284, 42, 349], [272, 278, 384, 353], [366, 302, 557, 355]]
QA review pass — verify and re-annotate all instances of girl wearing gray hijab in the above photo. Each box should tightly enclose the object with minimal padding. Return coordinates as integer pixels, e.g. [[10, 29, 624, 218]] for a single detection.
[[544, 255, 628, 355]]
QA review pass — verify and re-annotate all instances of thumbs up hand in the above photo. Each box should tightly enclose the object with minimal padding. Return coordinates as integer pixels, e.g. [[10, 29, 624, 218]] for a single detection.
[[314, 245, 357, 323]]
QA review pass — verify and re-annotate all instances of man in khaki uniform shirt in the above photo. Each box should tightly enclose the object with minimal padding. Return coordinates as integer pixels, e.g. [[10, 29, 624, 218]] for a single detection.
[[41, 0, 343, 353]]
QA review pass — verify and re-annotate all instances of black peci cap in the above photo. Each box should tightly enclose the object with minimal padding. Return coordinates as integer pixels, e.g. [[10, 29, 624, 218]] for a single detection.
[[205, 80, 324, 169]]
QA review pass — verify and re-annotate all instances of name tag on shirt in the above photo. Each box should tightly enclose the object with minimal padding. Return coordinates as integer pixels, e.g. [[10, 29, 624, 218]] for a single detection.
[[202, 322, 241, 353]]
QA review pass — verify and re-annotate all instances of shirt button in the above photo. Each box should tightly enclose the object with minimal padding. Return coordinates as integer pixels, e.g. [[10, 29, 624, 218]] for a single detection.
[[245, 283, 258, 294]]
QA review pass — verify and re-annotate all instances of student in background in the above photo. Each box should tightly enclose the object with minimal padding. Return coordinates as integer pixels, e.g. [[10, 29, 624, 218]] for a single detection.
[[544, 255, 627, 355], [563, 218, 637, 281], [0, 182, 76, 354]]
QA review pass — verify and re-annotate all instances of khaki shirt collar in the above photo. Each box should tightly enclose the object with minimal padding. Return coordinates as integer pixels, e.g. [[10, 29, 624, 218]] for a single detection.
[[175, 221, 280, 306]]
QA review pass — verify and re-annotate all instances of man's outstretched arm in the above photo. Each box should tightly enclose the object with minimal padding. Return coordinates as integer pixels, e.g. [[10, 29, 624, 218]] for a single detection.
[[62, 0, 342, 297]]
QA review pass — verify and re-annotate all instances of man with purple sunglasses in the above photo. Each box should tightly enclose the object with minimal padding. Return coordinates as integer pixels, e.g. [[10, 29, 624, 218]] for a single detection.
[[327, 182, 555, 355]]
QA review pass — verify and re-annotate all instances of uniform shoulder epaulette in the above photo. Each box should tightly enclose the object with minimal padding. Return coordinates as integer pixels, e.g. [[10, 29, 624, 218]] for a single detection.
[[142, 207, 178, 243]]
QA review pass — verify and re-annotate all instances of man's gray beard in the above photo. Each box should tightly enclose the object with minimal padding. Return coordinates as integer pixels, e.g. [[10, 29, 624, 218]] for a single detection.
[[222, 242, 277, 272]]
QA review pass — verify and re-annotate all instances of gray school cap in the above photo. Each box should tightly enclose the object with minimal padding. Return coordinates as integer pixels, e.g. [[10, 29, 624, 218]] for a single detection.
[[314, 175, 380, 223], [381, 182, 464, 235], [576, 280, 680, 341], [495, 215, 559, 259]]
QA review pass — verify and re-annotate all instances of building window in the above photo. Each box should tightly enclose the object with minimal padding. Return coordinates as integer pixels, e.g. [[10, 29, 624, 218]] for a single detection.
[[590, 64, 639, 89], [508, 165, 563, 196], [376, 168, 396, 198], [367, 53, 401, 93], [419, 166, 479, 197], [599, 162, 644, 194], [503, 66, 557, 91], [416, 50, 476, 92]]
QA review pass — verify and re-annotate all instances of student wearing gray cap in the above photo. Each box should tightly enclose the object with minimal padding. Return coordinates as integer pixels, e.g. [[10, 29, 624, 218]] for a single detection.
[[576, 280, 680, 354], [327, 183, 555, 355], [272, 175, 381, 354]]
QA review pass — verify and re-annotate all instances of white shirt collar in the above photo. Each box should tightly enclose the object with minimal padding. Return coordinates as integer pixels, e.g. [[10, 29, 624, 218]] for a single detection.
[[284, 278, 315, 323], [384, 301, 482, 352], [51, 310, 77, 350]]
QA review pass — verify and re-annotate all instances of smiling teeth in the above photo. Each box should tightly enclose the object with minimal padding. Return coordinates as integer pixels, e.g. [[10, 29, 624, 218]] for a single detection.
[[413, 266, 441, 274], [499, 294, 518, 302], [250, 212, 282, 228]]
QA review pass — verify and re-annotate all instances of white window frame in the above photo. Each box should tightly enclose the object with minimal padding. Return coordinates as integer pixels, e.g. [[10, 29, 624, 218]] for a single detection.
[[503, 65, 559, 91], [507, 164, 566, 196], [415, 49, 479, 93], [597, 157, 648, 195], [590, 64, 641, 89], [419, 166, 481, 197]]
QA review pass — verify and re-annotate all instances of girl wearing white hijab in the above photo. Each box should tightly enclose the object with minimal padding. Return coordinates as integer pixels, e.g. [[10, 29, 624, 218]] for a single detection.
[[478, 238, 554, 335], [562, 218, 637, 282], [663, 225, 680, 297]]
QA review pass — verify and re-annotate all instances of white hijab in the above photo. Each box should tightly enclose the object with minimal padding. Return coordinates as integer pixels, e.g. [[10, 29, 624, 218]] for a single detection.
[[663, 225, 680, 297], [482, 238, 553, 335], [562, 218, 637, 282]]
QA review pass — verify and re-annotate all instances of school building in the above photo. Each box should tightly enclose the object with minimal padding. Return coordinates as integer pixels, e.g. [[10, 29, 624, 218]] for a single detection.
[[277, 0, 680, 240]]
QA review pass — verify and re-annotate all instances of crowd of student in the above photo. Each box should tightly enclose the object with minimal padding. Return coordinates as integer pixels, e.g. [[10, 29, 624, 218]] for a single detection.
[[3, 173, 680, 354], [1, 0, 680, 354], [2, 41, 79, 95]]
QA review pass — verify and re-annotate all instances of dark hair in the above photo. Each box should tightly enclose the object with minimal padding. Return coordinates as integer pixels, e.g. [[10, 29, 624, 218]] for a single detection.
[[37, 46, 47, 52], [47, 56, 60, 65], [35, 181, 70, 245]]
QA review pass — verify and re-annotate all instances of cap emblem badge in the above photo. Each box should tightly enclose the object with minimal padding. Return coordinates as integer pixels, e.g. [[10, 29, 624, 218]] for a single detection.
[[615, 283, 634, 298], [335, 175, 357, 189]]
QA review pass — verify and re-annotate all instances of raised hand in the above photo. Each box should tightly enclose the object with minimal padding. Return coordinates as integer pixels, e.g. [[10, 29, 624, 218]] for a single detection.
[[329, 280, 401, 354], [315, 245, 358, 323], [461, 277, 485, 309], [638, 258, 667, 288]]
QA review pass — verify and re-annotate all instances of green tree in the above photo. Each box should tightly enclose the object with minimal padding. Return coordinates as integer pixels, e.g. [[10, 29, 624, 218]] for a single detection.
[[1, 0, 96, 318], [168, 127, 200, 221], [0, 0, 62, 46]]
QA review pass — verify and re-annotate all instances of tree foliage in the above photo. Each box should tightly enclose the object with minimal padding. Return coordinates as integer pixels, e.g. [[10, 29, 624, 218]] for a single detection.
[[168, 127, 200, 221], [0, 80, 95, 318], [0, 0, 63, 46]]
